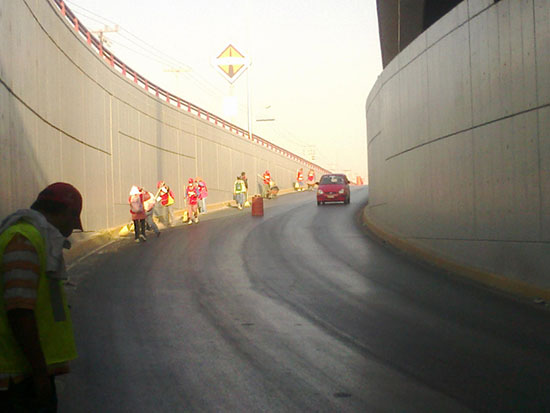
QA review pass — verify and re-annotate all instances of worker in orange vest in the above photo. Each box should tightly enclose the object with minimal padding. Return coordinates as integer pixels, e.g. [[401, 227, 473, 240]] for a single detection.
[[307, 169, 316, 191], [155, 181, 175, 227], [185, 178, 200, 224], [262, 170, 271, 198], [296, 168, 305, 191]]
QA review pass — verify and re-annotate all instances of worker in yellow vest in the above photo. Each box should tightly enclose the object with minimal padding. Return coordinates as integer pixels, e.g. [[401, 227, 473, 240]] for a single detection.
[[0, 182, 82, 412]]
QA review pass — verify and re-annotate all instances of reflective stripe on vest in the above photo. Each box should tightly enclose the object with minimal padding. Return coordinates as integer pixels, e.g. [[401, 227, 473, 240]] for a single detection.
[[0, 221, 77, 375]]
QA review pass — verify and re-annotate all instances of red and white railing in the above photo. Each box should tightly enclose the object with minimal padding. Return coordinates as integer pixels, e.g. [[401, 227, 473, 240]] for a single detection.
[[52, 0, 331, 173]]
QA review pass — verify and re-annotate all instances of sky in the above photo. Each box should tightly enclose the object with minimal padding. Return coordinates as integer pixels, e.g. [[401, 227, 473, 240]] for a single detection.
[[64, 0, 383, 179]]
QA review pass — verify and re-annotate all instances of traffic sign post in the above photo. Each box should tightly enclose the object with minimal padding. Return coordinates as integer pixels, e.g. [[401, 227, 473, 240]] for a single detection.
[[214, 44, 249, 84], [213, 44, 253, 141]]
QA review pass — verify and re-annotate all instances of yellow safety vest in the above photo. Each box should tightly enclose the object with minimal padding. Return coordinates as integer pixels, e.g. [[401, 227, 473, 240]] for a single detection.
[[0, 221, 77, 375], [234, 180, 246, 194]]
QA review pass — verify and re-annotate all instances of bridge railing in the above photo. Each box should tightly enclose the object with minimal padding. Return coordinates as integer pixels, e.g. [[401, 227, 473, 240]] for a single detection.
[[52, 0, 330, 173]]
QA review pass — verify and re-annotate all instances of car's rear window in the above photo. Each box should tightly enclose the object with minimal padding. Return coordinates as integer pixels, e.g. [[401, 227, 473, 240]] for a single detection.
[[320, 175, 345, 185]]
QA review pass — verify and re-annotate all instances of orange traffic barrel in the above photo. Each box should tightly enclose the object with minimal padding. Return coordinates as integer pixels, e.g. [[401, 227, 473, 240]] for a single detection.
[[251, 195, 264, 217]]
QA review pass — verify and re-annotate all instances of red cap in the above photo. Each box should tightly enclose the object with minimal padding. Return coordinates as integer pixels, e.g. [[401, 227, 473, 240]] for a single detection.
[[36, 183, 83, 230], [157, 181, 165, 189], [188, 178, 194, 183]]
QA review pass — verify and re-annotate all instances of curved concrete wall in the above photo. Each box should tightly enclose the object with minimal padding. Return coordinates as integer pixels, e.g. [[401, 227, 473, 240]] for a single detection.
[[366, 0, 550, 288], [0, 0, 328, 231]]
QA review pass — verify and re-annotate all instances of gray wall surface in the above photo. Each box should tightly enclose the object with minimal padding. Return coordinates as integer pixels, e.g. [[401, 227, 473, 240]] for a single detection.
[[0, 0, 329, 231], [366, 0, 550, 288]]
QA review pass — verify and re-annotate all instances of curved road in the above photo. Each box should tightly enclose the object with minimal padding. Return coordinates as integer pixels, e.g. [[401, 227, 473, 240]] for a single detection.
[[59, 187, 550, 412]]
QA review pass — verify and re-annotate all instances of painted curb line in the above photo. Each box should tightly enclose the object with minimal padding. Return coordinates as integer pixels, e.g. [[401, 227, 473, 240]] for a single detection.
[[360, 207, 550, 303]]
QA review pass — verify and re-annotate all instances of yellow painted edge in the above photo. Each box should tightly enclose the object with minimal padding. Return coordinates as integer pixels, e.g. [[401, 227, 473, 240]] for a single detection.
[[361, 207, 550, 302]]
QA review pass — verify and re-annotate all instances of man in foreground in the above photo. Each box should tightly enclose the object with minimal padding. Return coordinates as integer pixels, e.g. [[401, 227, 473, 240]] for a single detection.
[[0, 183, 82, 412]]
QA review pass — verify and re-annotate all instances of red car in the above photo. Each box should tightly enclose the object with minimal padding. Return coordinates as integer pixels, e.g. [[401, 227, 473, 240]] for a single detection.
[[316, 174, 350, 205]]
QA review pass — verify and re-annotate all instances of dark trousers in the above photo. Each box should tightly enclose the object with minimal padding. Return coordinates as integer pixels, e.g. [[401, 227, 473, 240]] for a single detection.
[[133, 219, 145, 239], [145, 210, 159, 234], [0, 376, 57, 412]]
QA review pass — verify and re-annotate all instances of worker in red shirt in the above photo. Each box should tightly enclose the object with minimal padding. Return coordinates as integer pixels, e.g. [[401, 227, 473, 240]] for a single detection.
[[129, 186, 150, 242], [307, 169, 316, 191], [262, 170, 271, 198], [185, 178, 199, 224], [155, 181, 175, 227], [296, 168, 305, 191]]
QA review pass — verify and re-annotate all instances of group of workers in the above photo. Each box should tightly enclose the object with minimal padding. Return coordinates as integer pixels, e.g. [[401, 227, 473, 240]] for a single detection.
[[127, 167, 317, 240], [128, 181, 175, 242], [184, 177, 208, 225], [129, 169, 284, 240], [294, 168, 316, 191], [128, 178, 209, 241], [129, 167, 315, 234]]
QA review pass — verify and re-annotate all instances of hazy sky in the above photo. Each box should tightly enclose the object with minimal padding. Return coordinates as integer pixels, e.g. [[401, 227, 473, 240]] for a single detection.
[[65, 0, 382, 178]]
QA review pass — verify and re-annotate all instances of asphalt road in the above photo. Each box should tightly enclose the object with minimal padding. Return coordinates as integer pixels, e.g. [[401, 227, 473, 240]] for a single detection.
[[58, 187, 550, 412]]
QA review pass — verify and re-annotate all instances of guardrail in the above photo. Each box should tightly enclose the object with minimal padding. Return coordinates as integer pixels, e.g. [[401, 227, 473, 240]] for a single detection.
[[52, 0, 331, 174]]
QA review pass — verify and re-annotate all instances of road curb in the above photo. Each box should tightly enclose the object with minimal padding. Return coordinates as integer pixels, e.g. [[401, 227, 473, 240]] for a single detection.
[[360, 206, 550, 303], [65, 227, 120, 267]]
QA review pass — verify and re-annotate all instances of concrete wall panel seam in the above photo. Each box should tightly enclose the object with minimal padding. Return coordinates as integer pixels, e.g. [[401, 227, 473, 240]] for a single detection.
[[532, 0, 544, 241], [467, 6, 478, 238], [0, 78, 110, 155]]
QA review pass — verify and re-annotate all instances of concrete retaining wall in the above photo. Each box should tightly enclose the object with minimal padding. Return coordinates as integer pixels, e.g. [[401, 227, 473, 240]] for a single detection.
[[365, 0, 550, 290], [0, 0, 328, 231]]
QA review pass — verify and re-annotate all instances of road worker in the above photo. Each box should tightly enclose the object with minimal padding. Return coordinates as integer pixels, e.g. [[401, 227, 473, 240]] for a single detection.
[[296, 168, 305, 191], [262, 170, 271, 198], [196, 177, 208, 214], [129, 186, 149, 243], [185, 178, 199, 224], [0, 183, 82, 412], [156, 181, 175, 227], [307, 169, 316, 191], [233, 176, 247, 210]]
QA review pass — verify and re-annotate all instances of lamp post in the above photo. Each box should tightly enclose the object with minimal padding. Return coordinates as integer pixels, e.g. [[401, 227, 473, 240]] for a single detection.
[[247, 62, 253, 142], [213, 44, 251, 139]]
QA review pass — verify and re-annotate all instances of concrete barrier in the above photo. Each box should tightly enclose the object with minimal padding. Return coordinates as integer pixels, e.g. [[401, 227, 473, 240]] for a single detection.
[[365, 0, 550, 296]]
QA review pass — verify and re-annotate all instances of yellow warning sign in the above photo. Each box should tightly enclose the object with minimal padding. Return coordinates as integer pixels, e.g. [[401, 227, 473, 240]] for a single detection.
[[215, 44, 249, 84]]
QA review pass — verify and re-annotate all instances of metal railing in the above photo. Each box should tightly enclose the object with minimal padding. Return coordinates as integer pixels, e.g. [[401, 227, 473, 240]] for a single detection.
[[52, 0, 331, 174]]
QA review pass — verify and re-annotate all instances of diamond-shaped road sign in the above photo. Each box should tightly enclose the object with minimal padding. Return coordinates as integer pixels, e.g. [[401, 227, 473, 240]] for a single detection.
[[214, 44, 249, 84]]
